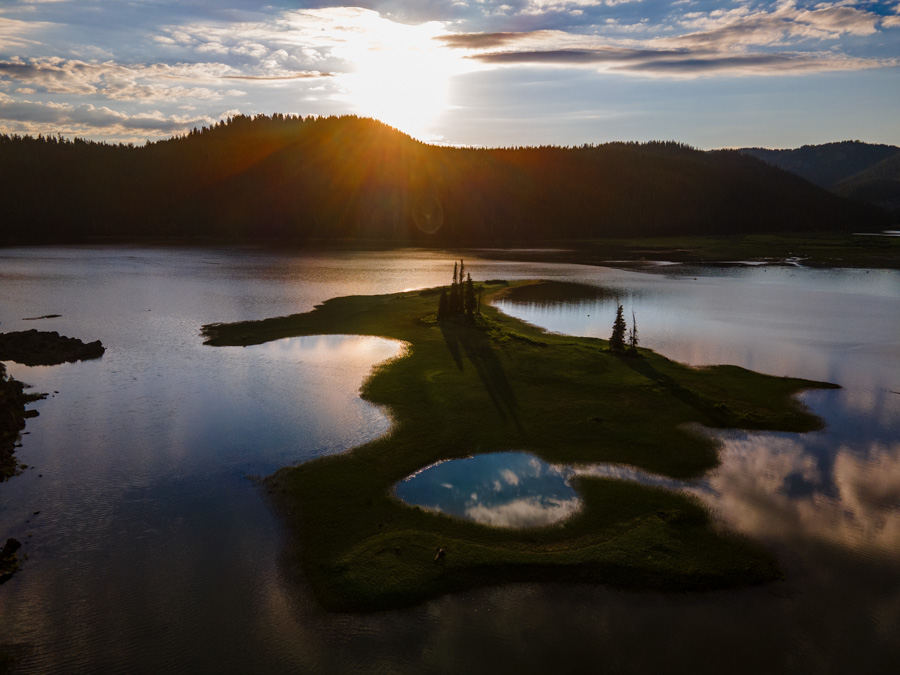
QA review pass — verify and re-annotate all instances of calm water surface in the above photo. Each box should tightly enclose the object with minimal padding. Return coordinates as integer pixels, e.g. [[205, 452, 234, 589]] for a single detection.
[[395, 452, 582, 528], [1, 246, 899, 673]]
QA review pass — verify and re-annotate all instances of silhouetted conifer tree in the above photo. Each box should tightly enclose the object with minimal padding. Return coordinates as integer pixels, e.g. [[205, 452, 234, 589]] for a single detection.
[[437, 290, 449, 319], [465, 273, 477, 318], [628, 309, 639, 353], [448, 282, 460, 318], [450, 260, 467, 315], [610, 304, 627, 351]]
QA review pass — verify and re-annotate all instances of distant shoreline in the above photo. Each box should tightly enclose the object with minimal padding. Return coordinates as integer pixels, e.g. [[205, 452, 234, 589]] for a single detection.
[[2, 232, 899, 270]]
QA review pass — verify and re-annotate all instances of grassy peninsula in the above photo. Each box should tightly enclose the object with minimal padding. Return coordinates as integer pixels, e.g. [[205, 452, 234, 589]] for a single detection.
[[203, 280, 837, 611]]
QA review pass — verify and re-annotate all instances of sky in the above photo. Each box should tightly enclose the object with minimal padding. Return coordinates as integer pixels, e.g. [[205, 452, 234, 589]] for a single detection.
[[0, 0, 898, 148]]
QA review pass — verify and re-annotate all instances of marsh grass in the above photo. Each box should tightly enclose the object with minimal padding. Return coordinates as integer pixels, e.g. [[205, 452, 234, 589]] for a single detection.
[[203, 281, 836, 611]]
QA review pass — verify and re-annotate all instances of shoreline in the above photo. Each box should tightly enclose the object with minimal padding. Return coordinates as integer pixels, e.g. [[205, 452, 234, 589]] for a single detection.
[[0, 363, 44, 482], [2, 232, 898, 270]]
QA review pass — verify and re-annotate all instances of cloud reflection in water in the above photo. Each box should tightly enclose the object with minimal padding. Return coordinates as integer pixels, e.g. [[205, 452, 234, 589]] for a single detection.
[[395, 452, 582, 528], [396, 389, 900, 560], [706, 434, 900, 558]]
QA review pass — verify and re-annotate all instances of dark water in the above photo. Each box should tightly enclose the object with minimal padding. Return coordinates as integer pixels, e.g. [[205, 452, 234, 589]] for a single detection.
[[1, 247, 899, 673]]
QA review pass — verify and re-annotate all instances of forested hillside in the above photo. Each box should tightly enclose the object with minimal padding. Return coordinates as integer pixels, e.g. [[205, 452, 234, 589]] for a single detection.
[[0, 115, 888, 244], [836, 151, 900, 216], [742, 141, 900, 217]]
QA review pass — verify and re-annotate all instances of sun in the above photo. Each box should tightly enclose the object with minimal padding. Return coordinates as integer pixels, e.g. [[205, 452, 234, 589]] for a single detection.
[[334, 16, 460, 139], [347, 48, 449, 139]]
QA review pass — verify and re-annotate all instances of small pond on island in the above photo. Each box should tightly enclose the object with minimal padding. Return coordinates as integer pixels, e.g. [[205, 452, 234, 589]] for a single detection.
[[394, 452, 582, 528], [0, 246, 898, 673], [393, 452, 702, 528]]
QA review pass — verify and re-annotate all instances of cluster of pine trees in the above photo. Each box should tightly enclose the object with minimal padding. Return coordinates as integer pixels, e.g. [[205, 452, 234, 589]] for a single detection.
[[437, 260, 478, 320]]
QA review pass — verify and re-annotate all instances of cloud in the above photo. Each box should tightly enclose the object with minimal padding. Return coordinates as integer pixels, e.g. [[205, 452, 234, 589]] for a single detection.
[[521, 0, 643, 13], [437, 31, 550, 49], [670, 1, 881, 50], [617, 51, 893, 75], [0, 0, 896, 143], [221, 72, 333, 81], [882, 4, 900, 29], [465, 496, 581, 528], [0, 58, 331, 102], [499, 468, 520, 486], [470, 45, 893, 75], [153, 8, 365, 75], [0, 97, 217, 138], [0, 58, 231, 99], [0, 16, 51, 51], [707, 436, 900, 558], [457, 1, 899, 77], [472, 46, 681, 64]]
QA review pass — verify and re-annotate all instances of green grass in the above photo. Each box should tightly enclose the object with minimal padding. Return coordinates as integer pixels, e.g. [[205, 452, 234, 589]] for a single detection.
[[203, 281, 837, 611]]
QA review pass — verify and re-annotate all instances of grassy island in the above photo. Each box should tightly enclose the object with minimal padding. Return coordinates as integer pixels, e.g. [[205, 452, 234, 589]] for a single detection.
[[202, 280, 837, 611]]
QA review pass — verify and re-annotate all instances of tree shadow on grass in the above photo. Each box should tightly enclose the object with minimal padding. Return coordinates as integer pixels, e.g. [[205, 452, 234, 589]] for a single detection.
[[617, 352, 730, 426], [440, 321, 464, 371], [440, 321, 522, 432]]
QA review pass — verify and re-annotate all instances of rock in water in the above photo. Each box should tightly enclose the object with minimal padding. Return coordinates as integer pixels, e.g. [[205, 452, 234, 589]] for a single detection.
[[0, 329, 105, 366], [0, 538, 22, 584]]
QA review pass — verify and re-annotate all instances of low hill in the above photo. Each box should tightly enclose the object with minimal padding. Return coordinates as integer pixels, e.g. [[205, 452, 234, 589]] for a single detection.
[[741, 141, 900, 218], [836, 151, 900, 216], [740, 141, 899, 189], [0, 115, 888, 244]]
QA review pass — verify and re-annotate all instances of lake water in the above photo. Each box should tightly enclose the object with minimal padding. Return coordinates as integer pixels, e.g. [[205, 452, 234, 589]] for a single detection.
[[1, 246, 898, 673]]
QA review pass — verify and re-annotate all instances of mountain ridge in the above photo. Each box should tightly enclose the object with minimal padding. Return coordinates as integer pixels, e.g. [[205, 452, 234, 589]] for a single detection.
[[0, 115, 889, 244]]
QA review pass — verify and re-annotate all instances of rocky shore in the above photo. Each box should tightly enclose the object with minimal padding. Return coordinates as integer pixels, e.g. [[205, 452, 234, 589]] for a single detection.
[[1, 329, 104, 584], [0, 538, 22, 584], [0, 363, 45, 481]]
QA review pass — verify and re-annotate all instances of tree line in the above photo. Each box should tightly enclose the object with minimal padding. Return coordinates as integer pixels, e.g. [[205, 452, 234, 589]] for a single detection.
[[0, 114, 887, 244]]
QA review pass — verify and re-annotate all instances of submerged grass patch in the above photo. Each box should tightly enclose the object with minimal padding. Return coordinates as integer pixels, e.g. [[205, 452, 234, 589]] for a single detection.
[[203, 281, 837, 611]]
